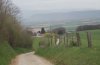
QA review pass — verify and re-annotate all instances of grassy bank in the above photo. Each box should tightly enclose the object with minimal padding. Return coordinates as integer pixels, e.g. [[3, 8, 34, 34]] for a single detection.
[[14, 47, 33, 54], [35, 30, 100, 65], [0, 42, 16, 65], [0, 41, 33, 65]]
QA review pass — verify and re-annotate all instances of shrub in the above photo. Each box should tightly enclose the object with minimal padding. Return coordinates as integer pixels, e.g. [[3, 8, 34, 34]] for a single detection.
[[39, 38, 49, 48], [70, 41, 77, 47]]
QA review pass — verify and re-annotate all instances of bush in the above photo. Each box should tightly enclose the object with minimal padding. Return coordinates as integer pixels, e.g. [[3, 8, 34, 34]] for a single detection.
[[70, 41, 77, 47], [39, 39, 49, 48], [44, 33, 53, 38]]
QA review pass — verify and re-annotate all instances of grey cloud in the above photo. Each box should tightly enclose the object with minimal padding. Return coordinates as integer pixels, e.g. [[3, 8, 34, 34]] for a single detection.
[[12, 0, 100, 12]]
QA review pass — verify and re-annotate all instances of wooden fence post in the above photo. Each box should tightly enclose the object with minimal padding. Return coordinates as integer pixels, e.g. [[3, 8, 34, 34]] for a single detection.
[[64, 35, 66, 47], [66, 33, 69, 47], [48, 37, 50, 47], [71, 33, 74, 42], [50, 36, 52, 47], [54, 35, 56, 46], [58, 35, 60, 46], [76, 32, 81, 46], [87, 32, 92, 48]]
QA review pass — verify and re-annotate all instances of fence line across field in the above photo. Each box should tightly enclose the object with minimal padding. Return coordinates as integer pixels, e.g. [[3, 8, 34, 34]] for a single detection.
[[39, 31, 93, 48]]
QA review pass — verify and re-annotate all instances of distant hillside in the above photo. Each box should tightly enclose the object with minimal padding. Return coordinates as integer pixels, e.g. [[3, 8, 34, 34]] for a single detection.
[[22, 10, 100, 26]]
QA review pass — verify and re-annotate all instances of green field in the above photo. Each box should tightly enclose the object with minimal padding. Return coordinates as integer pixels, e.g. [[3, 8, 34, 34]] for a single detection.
[[33, 30, 100, 65]]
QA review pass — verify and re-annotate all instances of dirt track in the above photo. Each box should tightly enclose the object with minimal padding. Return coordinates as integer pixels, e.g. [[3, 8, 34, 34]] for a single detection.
[[10, 52, 53, 65]]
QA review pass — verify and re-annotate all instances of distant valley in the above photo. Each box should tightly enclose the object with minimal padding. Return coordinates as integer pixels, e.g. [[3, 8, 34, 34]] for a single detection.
[[21, 10, 100, 31]]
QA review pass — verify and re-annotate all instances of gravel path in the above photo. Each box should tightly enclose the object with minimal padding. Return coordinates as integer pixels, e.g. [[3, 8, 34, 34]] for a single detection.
[[10, 52, 53, 65]]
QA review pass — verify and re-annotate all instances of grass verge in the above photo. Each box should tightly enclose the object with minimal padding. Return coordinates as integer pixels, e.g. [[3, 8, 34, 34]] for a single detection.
[[0, 41, 16, 65]]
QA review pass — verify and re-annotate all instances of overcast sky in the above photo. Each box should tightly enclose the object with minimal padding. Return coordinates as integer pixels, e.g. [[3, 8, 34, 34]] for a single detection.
[[12, 0, 100, 13]]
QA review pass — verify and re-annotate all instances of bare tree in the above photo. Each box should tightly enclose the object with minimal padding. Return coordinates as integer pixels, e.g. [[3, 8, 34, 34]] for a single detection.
[[0, 0, 20, 45], [0, 0, 32, 48]]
